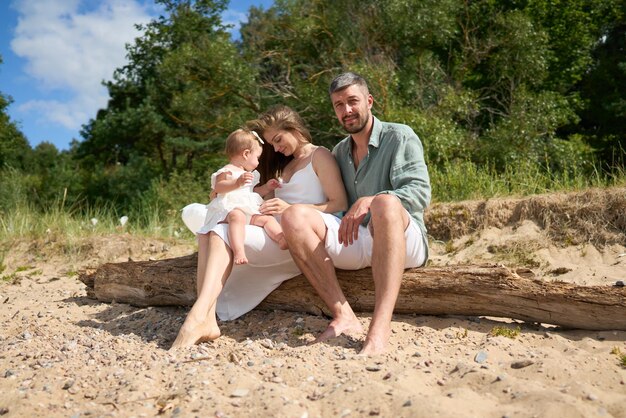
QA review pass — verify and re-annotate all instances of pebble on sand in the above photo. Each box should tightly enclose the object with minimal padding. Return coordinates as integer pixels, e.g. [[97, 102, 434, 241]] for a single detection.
[[230, 388, 250, 398], [511, 360, 534, 369], [474, 350, 488, 364]]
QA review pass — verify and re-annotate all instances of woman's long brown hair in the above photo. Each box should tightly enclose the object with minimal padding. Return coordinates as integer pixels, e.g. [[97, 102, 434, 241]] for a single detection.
[[246, 105, 312, 184]]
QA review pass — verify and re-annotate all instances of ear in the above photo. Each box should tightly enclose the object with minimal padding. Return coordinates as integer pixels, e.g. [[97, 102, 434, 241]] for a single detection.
[[367, 94, 374, 110], [242, 149, 251, 158]]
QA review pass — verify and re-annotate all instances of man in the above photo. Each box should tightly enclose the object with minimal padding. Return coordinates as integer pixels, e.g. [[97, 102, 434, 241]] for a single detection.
[[280, 72, 431, 355]]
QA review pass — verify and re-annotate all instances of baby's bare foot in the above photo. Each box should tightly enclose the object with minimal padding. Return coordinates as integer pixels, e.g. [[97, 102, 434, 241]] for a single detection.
[[233, 251, 248, 265]]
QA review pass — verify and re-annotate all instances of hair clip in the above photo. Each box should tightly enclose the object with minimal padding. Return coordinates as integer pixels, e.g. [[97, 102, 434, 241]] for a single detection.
[[251, 130, 265, 144]]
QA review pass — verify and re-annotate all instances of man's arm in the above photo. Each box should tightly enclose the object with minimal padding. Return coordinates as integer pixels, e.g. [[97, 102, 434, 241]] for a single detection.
[[378, 131, 431, 216]]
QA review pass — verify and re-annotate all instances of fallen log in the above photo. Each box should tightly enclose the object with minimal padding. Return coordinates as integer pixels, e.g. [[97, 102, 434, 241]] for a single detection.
[[79, 253, 626, 330]]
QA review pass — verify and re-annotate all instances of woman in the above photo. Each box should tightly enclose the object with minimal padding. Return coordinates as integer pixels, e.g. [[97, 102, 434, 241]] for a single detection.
[[172, 106, 347, 348]]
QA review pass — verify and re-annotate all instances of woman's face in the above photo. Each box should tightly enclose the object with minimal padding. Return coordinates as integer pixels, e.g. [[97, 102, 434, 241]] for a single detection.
[[263, 127, 304, 156]]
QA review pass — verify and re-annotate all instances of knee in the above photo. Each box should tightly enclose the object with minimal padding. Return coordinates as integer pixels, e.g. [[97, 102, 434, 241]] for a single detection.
[[370, 194, 403, 223], [281, 204, 312, 233], [227, 209, 246, 223]]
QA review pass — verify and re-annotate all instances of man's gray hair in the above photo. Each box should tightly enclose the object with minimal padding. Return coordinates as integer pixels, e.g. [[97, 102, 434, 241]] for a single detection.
[[328, 72, 369, 96]]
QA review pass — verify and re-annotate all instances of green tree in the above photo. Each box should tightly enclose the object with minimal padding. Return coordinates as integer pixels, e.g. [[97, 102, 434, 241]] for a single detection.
[[79, 0, 252, 171], [0, 56, 31, 170], [77, 0, 255, 210], [577, 21, 626, 165]]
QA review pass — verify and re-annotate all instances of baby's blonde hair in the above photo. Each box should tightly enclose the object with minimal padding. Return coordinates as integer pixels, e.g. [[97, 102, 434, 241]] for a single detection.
[[224, 129, 261, 158]]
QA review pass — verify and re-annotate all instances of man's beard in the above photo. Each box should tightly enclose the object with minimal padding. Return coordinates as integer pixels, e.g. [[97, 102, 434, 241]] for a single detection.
[[342, 112, 369, 134]]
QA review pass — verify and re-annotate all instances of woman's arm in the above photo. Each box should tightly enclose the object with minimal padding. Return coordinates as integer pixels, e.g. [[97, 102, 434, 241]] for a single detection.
[[309, 147, 348, 213]]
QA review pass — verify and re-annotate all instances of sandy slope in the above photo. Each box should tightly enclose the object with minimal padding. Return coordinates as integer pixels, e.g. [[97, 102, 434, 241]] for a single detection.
[[1, 189, 625, 417]]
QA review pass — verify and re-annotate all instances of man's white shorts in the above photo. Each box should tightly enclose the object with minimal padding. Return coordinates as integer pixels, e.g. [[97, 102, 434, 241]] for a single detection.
[[318, 211, 427, 270]]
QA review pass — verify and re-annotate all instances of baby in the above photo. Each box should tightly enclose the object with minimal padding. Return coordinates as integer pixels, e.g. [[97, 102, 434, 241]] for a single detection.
[[198, 129, 283, 264]]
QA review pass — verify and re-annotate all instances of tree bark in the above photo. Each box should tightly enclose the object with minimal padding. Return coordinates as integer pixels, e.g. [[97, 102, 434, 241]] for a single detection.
[[79, 253, 626, 330]]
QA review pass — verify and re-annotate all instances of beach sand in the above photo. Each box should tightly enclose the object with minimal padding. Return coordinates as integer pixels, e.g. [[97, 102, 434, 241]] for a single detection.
[[1, 189, 625, 417]]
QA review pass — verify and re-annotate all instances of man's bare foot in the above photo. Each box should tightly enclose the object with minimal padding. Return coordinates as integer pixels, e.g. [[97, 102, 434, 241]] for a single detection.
[[170, 315, 221, 350], [233, 250, 248, 265], [311, 316, 364, 344], [359, 335, 388, 356], [358, 325, 391, 355]]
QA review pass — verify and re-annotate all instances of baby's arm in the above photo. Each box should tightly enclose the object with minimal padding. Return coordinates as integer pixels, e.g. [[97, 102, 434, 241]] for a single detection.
[[214, 171, 253, 194], [254, 179, 281, 197]]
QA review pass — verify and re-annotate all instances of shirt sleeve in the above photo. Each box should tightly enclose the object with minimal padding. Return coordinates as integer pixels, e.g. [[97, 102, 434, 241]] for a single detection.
[[210, 167, 232, 190], [377, 130, 431, 215]]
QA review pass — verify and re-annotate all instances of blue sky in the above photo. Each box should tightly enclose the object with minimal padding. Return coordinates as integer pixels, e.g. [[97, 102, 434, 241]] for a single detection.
[[0, 0, 274, 151]]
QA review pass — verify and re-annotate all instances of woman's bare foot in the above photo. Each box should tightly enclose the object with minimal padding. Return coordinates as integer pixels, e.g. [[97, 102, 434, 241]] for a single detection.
[[170, 315, 221, 349]]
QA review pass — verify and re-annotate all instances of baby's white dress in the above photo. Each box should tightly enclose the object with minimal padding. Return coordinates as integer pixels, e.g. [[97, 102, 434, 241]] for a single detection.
[[196, 166, 264, 235], [182, 148, 341, 320]]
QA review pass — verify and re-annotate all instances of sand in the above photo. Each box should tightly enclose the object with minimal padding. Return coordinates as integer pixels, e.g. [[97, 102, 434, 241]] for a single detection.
[[1, 190, 625, 417]]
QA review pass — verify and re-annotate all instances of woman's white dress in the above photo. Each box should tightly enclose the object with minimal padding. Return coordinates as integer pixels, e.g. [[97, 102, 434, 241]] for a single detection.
[[196, 167, 264, 235], [181, 150, 334, 320]]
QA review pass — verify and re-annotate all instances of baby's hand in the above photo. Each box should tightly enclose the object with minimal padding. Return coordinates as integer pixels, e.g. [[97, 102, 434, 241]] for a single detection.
[[266, 178, 282, 190], [236, 172, 254, 187]]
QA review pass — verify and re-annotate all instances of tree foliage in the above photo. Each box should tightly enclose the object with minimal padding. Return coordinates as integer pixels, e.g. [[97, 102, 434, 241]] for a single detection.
[[0, 56, 31, 171], [3, 0, 624, 215]]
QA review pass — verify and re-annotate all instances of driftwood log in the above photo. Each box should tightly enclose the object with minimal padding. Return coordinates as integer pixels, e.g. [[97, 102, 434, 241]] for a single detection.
[[79, 253, 626, 330]]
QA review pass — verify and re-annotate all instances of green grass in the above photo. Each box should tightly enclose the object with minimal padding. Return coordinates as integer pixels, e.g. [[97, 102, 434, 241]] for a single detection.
[[489, 326, 521, 339], [1, 272, 18, 283], [1, 159, 624, 246], [430, 159, 626, 203], [611, 347, 626, 368], [0, 199, 194, 244]]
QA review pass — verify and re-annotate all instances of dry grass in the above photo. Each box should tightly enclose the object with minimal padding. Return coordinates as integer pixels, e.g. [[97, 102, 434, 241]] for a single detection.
[[425, 186, 626, 247]]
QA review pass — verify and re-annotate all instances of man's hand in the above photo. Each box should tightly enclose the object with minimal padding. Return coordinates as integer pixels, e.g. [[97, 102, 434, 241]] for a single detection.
[[338, 196, 375, 246]]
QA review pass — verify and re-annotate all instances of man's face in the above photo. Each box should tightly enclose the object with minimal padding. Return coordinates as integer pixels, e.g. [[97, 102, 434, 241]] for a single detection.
[[330, 84, 373, 134]]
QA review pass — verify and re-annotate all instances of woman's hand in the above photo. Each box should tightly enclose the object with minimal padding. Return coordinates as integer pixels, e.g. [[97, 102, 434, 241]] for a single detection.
[[260, 198, 291, 215]]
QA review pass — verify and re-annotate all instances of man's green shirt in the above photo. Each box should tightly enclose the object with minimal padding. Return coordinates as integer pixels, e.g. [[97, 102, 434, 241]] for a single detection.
[[332, 116, 431, 252]]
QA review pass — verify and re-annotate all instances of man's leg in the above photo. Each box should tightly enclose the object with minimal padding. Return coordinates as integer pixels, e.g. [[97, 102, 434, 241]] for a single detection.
[[361, 194, 409, 355], [280, 205, 363, 341]]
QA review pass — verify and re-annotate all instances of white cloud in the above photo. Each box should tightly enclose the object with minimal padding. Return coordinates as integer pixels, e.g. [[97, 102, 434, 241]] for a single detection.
[[222, 9, 248, 37], [18, 94, 104, 131], [10, 0, 155, 130]]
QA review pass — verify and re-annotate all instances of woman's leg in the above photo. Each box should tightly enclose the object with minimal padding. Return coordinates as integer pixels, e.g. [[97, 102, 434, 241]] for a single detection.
[[251, 214, 287, 250], [171, 232, 234, 349], [227, 209, 248, 264]]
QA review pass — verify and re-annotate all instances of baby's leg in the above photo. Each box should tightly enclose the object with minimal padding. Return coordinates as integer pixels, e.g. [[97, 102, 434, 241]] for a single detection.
[[251, 215, 288, 250], [227, 209, 248, 264]]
